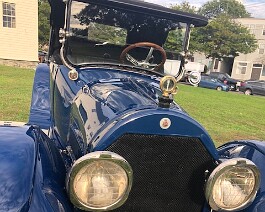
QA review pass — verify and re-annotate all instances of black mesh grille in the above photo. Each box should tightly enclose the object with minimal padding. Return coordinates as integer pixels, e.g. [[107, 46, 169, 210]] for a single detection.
[[106, 134, 216, 212]]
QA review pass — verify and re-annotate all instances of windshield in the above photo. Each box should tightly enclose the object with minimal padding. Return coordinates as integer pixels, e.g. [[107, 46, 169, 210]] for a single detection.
[[66, 0, 188, 68], [224, 73, 231, 78]]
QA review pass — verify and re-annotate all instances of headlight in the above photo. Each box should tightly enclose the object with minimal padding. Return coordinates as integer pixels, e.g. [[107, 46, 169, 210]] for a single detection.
[[205, 158, 260, 211], [66, 151, 133, 211]]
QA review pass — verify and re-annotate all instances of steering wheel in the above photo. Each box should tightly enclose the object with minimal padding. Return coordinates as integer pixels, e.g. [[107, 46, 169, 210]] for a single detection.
[[120, 42, 167, 72]]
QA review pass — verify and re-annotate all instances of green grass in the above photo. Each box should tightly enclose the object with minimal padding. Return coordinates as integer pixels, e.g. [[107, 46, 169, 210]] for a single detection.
[[1, 65, 265, 146], [176, 84, 265, 146], [0, 65, 35, 122]]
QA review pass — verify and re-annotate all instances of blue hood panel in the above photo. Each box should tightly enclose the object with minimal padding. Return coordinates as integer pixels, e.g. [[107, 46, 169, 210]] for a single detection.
[[0, 126, 36, 211], [89, 79, 159, 113]]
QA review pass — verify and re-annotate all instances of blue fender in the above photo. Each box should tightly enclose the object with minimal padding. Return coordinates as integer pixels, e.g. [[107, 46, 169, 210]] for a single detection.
[[217, 140, 265, 212], [28, 63, 51, 129], [0, 125, 36, 211], [0, 125, 73, 211]]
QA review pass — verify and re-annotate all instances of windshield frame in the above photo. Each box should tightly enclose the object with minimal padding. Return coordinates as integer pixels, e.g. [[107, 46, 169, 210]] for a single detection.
[[59, 0, 197, 75]]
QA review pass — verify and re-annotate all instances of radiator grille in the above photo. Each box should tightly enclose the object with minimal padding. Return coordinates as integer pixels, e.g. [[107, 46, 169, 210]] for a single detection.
[[106, 134, 216, 212]]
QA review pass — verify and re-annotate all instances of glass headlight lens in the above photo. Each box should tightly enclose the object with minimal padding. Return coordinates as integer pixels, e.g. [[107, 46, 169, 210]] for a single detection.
[[67, 151, 133, 211], [205, 158, 260, 211], [74, 160, 127, 207]]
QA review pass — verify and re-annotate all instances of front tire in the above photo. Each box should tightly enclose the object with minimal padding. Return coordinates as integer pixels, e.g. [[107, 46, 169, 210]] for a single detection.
[[244, 89, 252, 95], [216, 86, 222, 91]]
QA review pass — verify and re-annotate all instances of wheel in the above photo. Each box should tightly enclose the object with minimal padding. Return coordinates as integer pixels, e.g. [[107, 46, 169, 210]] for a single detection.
[[187, 71, 201, 86], [216, 86, 222, 91], [120, 42, 167, 72], [244, 89, 252, 95]]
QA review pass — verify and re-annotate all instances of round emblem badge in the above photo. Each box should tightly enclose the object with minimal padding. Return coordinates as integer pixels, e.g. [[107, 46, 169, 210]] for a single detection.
[[160, 118, 171, 129]]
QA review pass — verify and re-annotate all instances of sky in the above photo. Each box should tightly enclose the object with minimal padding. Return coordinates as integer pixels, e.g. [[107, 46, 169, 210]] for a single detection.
[[146, 0, 265, 19]]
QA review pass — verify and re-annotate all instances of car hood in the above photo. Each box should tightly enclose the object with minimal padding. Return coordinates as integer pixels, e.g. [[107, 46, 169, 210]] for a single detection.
[[0, 125, 36, 211], [89, 80, 158, 113]]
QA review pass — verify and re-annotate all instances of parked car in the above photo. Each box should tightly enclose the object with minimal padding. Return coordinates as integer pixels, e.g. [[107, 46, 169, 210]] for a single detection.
[[209, 72, 240, 91], [239, 80, 265, 96], [1, 0, 265, 212], [199, 75, 229, 91]]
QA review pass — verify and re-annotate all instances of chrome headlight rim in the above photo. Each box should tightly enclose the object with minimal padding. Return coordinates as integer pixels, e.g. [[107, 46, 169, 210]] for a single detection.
[[205, 158, 260, 211], [67, 151, 133, 211]]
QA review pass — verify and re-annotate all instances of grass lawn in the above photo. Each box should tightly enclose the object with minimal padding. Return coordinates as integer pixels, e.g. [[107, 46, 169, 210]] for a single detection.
[[0, 65, 35, 121], [176, 84, 265, 146], [1, 64, 265, 146]]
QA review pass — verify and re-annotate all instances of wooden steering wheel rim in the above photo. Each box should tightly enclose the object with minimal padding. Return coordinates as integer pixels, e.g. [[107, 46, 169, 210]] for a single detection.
[[120, 42, 167, 71]]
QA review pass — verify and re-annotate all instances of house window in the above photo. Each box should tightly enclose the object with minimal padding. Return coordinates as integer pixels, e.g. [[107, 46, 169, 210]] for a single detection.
[[2, 2, 16, 28], [213, 59, 219, 70], [236, 62, 247, 75], [259, 44, 265, 54], [253, 64, 262, 68], [252, 64, 263, 79], [256, 24, 263, 29]]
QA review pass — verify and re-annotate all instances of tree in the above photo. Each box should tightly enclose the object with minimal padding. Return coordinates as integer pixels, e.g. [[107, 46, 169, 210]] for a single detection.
[[164, 29, 185, 52], [190, 14, 257, 59], [163, 2, 197, 52], [199, 0, 250, 19], [38, 0, 50, 48], [170, 1, 197, 14], [169, 1, 257, 64]]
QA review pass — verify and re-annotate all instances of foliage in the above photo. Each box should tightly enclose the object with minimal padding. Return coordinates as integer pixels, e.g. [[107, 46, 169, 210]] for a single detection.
[[72, 5, 137, 45], [199, 0, 251, 18], [170, 1, 197, 14], [87, 23, 127, 45], [38, 0, 50, 47], [72, 23, 127, 45], [164, 1, 197, 53], [169, 1, 256, 59], [164, 29, 185, 52], [190, 14, 257, 59]]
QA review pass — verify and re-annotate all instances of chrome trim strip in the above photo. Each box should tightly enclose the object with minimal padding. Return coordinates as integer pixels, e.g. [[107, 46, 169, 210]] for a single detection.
[[0, 121, 26, 127]]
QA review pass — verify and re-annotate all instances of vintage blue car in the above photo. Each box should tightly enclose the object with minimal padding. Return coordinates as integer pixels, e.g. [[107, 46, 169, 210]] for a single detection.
[[1, 0, 265, 211]]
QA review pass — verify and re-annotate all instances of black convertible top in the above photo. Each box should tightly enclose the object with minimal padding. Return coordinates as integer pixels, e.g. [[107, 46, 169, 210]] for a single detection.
[[49, 0, 208, 27]]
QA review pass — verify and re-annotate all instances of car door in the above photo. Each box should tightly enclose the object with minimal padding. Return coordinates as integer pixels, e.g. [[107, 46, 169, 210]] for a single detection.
[[252, 82, 264, 95], [206, 77, 217, 89], [208, 78, 218, 89], [200, 76, 212, 88], [261, 82, 265, 96]]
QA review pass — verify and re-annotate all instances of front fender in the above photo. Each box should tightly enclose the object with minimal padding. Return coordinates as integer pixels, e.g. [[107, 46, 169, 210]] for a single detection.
[[0, 124, 73, 212], [0, 125, 36, 211], [28, 63, 51, 129], [217, 140, 265, 212]]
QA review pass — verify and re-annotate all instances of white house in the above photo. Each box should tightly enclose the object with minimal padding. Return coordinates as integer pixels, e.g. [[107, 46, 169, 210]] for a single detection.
[[231, 18, 265, 80], [193, 18, 265, 81], [0, 0, 38, 67]]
